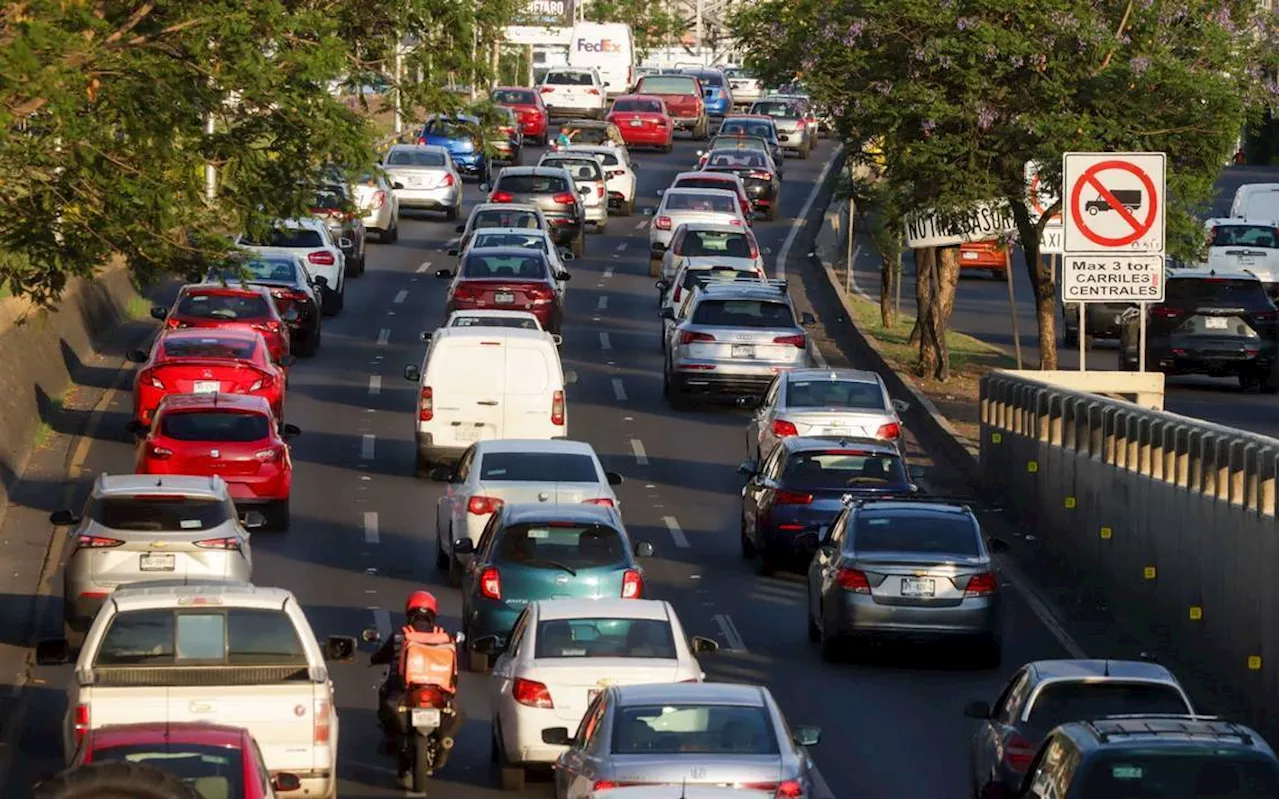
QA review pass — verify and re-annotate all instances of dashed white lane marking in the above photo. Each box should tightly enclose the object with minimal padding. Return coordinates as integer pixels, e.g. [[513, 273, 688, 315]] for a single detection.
[[373, 608, 392, 639], [611, 378, 627, 401], [393, 289, 408, 304], [361, 433, 376, 460], [596, 295, 608, 310], [996, 553, 1088, 658], [363, 511, 380, 544], [599, 332, 612, 350], [775, 143, 844, 279], [615, 242, 627, 252], [662, 515, 690, 548], [368, 375, 382, 395], [634, 219, 647, 230], [629, 438, 648, 466], [713, 613, 747, 652], [416, 261, 431, 273], [603, 265, 614, 279], [810, 343, 829, 368], [377, 328, 390, 345]]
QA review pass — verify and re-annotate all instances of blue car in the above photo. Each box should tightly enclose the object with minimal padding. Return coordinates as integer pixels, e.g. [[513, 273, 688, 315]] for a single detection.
[[682, 68, 733, 118], [418, 115, 491, 183], [739, 436, 920, 574]]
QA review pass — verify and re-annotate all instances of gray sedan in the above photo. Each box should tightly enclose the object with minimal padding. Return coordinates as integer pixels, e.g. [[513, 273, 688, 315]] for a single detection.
[[381, 144, 463, 220], [544, 682, 821, 799]]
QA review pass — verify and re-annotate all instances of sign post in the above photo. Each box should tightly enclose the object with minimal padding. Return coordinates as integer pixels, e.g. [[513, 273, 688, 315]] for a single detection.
[[1061, 152, 1167, 373]]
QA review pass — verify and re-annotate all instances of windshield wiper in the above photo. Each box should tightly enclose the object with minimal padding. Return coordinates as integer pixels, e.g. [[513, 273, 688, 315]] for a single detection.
[[522, 558, 577, 576]]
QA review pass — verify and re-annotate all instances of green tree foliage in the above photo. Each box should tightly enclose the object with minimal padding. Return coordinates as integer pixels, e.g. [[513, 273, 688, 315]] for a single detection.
[[733, 0, 1277, 371], [585, 0, 687, 58], [0, 0, 517, 307]]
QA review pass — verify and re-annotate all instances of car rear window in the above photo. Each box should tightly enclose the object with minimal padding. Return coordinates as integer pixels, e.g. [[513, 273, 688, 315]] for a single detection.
[[494, 89, 537, 105], [478, 452, 598, 482], [424, 120, 473, 139], [94, 608, 308, 667], [752, 101, 799, 118], [535, 618, 676, 659], [1210, 224, 1278, 248], [719, 121, 774, 139], [664, 193, 738, 214], [1080, 753, 1276, 797], [724, 68, 756, 79], [1027, 681, 1192, 728], [461, 253, 549, 279], [472, 208, 541, 229], [787, 379, 887, 410], [175, 292, 272, 320], [687, 71, 724, 87], [91, 743, 247, 799], [449, 314, 540, 330], [211, 259, 297, 284], [1165, 277, 1272, 308], [707, 150, 768, 169], [472, 233, 549, 252], [496, 523, 626, 569], [612, 98, 663, 113], [852, 512, 979, 556], [638, 76, 698, 95], [682, 267, 758, 290], [543, 158, 603, 181], [311, 187, 345, 210], [387, 149, 447, 167], [239, 228, 324, 249], [691, 299, 793, 328], [90, 496, 231, 532], [546, 71, 595, 85], [681, 230, 753, 258], [160, 337, 257, 361], [782, 451, 906, 489], [495, 174, 570, 194], [159, 411, 272, 442], [564, 125, 612, 144], [612, 704, 779, 755]]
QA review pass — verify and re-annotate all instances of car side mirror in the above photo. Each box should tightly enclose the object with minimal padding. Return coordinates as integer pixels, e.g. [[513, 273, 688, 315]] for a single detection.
[[560, 250, 576, 261], [659, 308, 676, 320], [281, 307, 300, 323], [392, 182, 405, 190], [695, 150, 705, 157], [964, 701, 992, 719], [542, 727, 571, 746], [987, 537, 1011, 553], [435, 269, 454, 279], [277, 354, 295, 368], [907, 464, 926, 480], [691, 636, 719, 654], [50, 509, 80, 526], [324, 635, 358, 662], [578, 186, 591, 195], [559, 272, 572, 281], [338, 237, 353, 249], [480, 182, 493, 191], [125, 420, 147, 437], [420, 331, 432, 342], [313, 275, 329, 288], [404, 365, 421, 382], [455, 223, 467, 233], [655, 280, 669, 292], [792, 726, 821, 747], [282, 423, 301, 438], [472, 635, 503, 656], [800, 311, 816, 326], [606, 471, 624, 486], [446, 247, 460, 256], [655, 189, 666, 196], [892, 399, 910, 414], [361, 627, 381, 643], [564, 369, 579, 385], [643, 207, 655, 216], [453, 538, 476, 555], [652, 241, 667, 251], [126, 349, 148, 364], [738, 459, 758, 475], [552, 334, 563, 346], [429, 467, 453, 482], [634, 541, 654, 558], [272, 774, 302, 793], [149, 307, 168, 321], [35, 639, 71, 666], [242, 510, 267, 530]]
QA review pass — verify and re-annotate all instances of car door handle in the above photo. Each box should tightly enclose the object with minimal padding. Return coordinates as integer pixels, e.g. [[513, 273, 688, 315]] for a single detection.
[[477, 400, 499, 406]]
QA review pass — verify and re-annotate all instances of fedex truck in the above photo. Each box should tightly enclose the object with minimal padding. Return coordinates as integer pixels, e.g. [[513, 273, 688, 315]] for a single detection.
[[569, 22, 635, 97]]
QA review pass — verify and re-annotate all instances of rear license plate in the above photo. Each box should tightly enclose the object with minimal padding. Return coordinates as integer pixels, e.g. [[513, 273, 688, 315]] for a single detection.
[[962, 252, 979, 260], [731, 344, 755, 358], [494, 292, 515, 304], [901, 577, 936, 597], [629, 119, 643, 127], [1205, 316, 1229, 330], [455, 427, 481, 442], [140, 553, 176, 572], [1237, 256, 1256, 266], [193, 381, 220, 393], [411, 708, 441, 728], [823, 427, 849, 435]]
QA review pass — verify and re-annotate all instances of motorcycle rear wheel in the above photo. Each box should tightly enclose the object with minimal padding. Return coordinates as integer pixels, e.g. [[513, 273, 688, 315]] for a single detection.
[[412, 732, 433, 794]]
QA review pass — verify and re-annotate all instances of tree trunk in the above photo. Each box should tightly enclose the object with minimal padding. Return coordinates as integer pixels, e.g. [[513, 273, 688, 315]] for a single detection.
[[930, 245, 962, 381], [1010, 195, 1059, 370], [915, 247, 938, 376], [879, 253, 896, 328], [907, 248, 930, 346]]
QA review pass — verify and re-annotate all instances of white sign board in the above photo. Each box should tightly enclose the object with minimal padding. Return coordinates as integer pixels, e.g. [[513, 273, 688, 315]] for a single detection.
[[904, 201, 1017, 249], [1062, 152, 1166, 255], [503, 25, 572, 45], [1061, 254, 1166, 303], [1040, 225, 1063, 255]]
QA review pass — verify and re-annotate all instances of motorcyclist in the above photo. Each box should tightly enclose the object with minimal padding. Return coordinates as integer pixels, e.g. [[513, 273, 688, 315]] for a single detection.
[[371, 590, 466, 788]]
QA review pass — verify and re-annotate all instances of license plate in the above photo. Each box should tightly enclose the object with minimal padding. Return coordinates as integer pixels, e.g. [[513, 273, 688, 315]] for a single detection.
[[962, 252, 979, 260], [494, 292, 515, 304], [900, 577, 935, 597], [1205, 316, 1230, 330], [629, 119, 643, 127], [823, 427, 849, 435], [411, 708, 441, 728], [193, 381, 220, 393], [1237, 256, 1256, 266], [731, 344, 754, 358], [455, 427, 482, 442], [140, 553, 176, 572]]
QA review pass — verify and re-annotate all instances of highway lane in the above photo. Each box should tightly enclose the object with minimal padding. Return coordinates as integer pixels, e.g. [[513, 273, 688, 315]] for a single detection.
[[850, 163, 1280, 438], [10, 133, 1072, 799]]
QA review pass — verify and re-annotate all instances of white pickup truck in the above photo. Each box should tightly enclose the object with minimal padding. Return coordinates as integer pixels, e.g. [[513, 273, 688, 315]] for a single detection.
[[38, 581, 358, 798]]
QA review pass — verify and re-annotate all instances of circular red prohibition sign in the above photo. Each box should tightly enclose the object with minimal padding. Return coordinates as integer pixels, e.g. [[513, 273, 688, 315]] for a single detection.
[[1069, 160, 1159, 247]]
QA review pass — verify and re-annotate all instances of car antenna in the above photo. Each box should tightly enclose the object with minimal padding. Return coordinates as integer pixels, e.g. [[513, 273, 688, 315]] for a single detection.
[[680, 779, 687, 799], [1104, 659, 1110, 677]]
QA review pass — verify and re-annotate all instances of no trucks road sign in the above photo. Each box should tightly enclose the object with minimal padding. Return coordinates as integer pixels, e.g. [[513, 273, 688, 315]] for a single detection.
[[1062, 152, 1166, 255]]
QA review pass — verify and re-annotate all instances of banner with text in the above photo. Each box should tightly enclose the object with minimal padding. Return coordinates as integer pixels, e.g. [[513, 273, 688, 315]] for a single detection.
[[904, 202, 1017, 249], [514, 0, 575, 27]]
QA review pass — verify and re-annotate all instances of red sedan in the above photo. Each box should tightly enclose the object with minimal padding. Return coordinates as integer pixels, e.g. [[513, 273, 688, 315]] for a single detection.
[[135, 393, 298, 530], [72, 722, 300, 799], [606, 95, 674, 151], [493, 86, 549, 144], [128, 329, 288, 425], [435, 246, 565, 335], [151, 285, 292, 366]]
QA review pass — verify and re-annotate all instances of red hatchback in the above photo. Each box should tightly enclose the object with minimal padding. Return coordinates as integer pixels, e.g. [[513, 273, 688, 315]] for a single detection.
[[607, 94, 675, 151], [128, 329, 289, 425], [72, 721, 299, 799], [492, 86, 549, 144], [435, 246, 565, 335], [152, 285, 292, 366], [135, 394, 297, 529]]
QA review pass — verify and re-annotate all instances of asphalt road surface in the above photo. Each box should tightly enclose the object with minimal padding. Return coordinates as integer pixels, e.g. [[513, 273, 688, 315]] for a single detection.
[[8, 134, 1075, 799]]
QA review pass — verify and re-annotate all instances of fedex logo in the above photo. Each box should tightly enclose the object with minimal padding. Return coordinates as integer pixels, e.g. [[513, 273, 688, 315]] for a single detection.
[[576, 38, 623, 53]]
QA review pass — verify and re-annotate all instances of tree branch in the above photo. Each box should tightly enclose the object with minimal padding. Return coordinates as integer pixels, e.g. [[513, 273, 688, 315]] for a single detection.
[[1098, 0, 1134, 72]]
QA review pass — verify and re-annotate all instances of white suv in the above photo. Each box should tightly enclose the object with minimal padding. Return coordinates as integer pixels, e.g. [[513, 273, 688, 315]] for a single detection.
[[539, 68, 607, 120]]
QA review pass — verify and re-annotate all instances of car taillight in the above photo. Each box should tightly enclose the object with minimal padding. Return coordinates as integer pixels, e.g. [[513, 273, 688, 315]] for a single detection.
[[149, 446, 173, 459], [195, 537, 242, 550], [452, 282, 479, 302], [729, 218, 744, 227], [773, 334, 806, 348], [748, 171, 773, 181], [526, 285, 555, 302], [749, 239, 760, 259], [551, 389, 565, 425], [876, 422, 901, 440], [679, 331, 715, 344], [1151, 305, 1182, 319], [655, 215, 672, 230], [672, 286, 683, 303], [587, 88, 600, 95], [597, 185, 605, 198], [964, 572, 998, 597], [540, 86, 554, 93], [308, 251, 335, 266], [1001, 733, 1037, 771], [468, 495, 504, 515], [836, 567, 871, 593], [141, 370, 164, 389], [774, 490, 812, 505], [418, 386, 433, 421], [491, 191, 514, 203], [479, 566, 502, 599], [582, 497, 615, 507], [314, 698, 331, 745], [552, 192, 577, 205], [772, 419, 798, 437], [369, 190, 386, 210], [73, 704, 90, 747], [442, 173, 456, 187], [593, 782, 619, 793], [76, 535, 124, 550], [621, 569, 644, 599], [609, 169, 626, 178], [166, 318, 183, 329], [774, 780, 804, 798], [1254, 310, 1277, 322], [513, 678, 553, 708], [254, 447, 284, 462]]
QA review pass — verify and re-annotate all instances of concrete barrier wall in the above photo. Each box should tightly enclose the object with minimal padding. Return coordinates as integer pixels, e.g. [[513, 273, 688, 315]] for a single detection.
[[981, 370, 1278, 738]]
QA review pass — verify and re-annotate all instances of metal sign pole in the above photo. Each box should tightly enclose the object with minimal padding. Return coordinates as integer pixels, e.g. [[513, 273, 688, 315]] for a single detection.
[[1078, 300, 1086, 372], [1138, 303, 1147, 372], [1006, 251, 1023, 369], [845, 196, 854, 294]]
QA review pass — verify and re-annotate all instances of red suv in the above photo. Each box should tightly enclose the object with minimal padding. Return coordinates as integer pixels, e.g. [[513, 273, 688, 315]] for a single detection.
[[492, 86, 549, 144]]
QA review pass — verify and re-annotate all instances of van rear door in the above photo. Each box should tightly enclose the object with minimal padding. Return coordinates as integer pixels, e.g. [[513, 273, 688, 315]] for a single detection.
[[429, 339, 508, 445], [502, 340, 559, 439]]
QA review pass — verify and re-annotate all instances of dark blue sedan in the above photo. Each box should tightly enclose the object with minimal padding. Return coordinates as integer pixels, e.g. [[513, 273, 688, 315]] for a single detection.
[[739, 436, 918, 574], [418, 115, 491, 183]]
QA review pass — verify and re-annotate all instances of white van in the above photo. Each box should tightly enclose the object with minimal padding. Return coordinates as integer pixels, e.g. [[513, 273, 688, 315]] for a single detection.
[[569, 22, 635, 97], [1230, 183, 1279, 224], [404, 327, 578, 473]]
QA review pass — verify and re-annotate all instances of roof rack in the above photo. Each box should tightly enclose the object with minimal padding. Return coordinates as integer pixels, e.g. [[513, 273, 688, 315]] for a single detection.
[[845, 495, 975, 513], [1086, 716, 1252, 745], [698, 277, 788, 293]]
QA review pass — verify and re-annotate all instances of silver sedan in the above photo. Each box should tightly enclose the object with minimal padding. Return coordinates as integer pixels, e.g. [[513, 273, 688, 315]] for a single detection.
[[545, 682, 822, 799], [354, 171, 401, 242], [381, 144, 463, 220]]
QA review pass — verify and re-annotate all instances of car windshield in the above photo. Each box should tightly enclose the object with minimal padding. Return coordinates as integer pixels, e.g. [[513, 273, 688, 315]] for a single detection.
[[472, 233, 549, 251], [535, 618, 676, 659], [543, 158, 602, 181], [477, 452, 598, 482], [461, 254, 548, 279], [612, 704, 779, 755], [1209, 224, 1278, 248], [449, 315, 540, 329], [311, 188, 345, 210], [639, 76, 697, 94], [664, 193, 738, 214], [683, 267, 757, 289], [852, 512, 979, 556], [387, 149, 447, 167], [613, 98, 663, 113], [1165, 278, 1272, 307], [495, 523, 626, 569], [159, 411, 272, 442], [787, 379, 887, 410], [94, 608, 308, 667], [1080, 753, 1276, 798], [473, 209, 540, 229], [496, 174, 570, 194], [752, 101, 799, 118], [424, 120, 472, 139], [161, 337, 257, 361], [681, 230, 753, 258], [688, 71, 724, 87], [175, 292, 272, 321], [91, 743, 247, 799], [211, 259, 297, 284], [691, 299, 793, 328], [238, 228, 324, 249], [546, 71, 595, 85], [720, 121, 775, 140], [90, 496, 231, 532], [782, 451, 907, 488], [494, 89, 537, 105], [1026, 681, 1192, 728]]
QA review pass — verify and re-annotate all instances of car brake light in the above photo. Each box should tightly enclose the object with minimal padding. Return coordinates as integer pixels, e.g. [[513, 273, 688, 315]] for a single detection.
[[729, 218, 744, 227], [149, 446, 173, 459], [551, 389, 565, 425], [77, 535, 124, 550], [73, 704, 90, 747], [582, 497, 615, 507], [540, 87, 554, 93], [587, 88, 600, 95], [468, 495, 504, 515], [1001, 732, 1037, 771], [552, 192, 577, 205], [1254, 310, 1277, 322], [748, 171, 773, 181], [774, 490, 813, 505], [875, 422, 901, 440], [248, 375, 275, 392], [749, 238, 760, 259], [773, 334, 806, 348], [672, 286, 684, 303], [679, 331, 715, 344], [513, 677, 553, 708], [593, 782, 619, 792], [655, 215, 672, 230], [526, 285, 555, 302], [1151, 306, 1182, 318], [254, 447, 284, 462], [314, 698, 330, 745], [418, 386, 433, 421], [308, 251, 335, 266], [142, 370, 164, 389], [621, 569, 644, 599], [772, 419, 798, 437], [195, 537, 242, 550], [597, 185, 605, 198], [370, 190, 386, 210], [479, 566, 502, 599], [452, 282, 479, 302], [836, 567, 871, 593], [774, 780, 804, 798], [441, 173, 456, 187], [490, 191, 513, 203], [965, 572, 998, 597]]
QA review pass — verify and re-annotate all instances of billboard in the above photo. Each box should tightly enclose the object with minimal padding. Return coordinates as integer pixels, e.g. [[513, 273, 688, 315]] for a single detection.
[[514, 0, 575, 27]]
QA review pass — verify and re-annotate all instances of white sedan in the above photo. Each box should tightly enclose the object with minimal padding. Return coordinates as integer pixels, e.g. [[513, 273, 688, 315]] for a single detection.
[[564, 143, 638, 217], [476, 598, 719, 790]]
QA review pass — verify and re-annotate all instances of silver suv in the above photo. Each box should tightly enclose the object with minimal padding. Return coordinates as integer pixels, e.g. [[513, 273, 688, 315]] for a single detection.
[[662, 279, 815, 408]]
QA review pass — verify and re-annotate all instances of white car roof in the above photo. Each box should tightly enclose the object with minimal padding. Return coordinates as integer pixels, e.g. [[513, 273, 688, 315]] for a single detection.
[[471, 202, 543, 215], [672, 221, 752, 234], [433, 327, 555, 345], [473, 438, 599, 456], [260, 217, 326, 232], [93, 474, 229, 500], [1204, 217, 1277, 228], [598, 789, 772, 799], [664, 187, 739, 198], [110, 581, 293, 612], [388, 143, 450, 156], [536, 598, 672, 622], [1166, 265, 1261, 281], [673, 170, 743, 183], [447, 309, 541, 322]]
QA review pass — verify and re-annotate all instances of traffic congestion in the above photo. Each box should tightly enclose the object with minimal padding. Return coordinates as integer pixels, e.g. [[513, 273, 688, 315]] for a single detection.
[[13, 63, 1278, 799]]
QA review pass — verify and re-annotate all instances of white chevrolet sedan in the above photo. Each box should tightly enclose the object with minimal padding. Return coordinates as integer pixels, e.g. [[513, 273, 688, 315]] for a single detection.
[[476, 598, 719, 791]]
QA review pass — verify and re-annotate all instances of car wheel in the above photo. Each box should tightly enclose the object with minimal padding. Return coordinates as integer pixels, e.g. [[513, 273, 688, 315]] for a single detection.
[[663, 140, 673, 154], [385, 218, 400, 243], [447, 549, 464, 588], [818, 612, 843, 662], [595, 219, 607, 235], [617, 198, 632, 217], [334, 281, 345, 313], [497, 740, 525, 792], [1062, 325, 1078, 347], [990, 269, 1004, 280], [800, 144, 811, 159], [270, 500, 291, 532], [445, 203, 459, 222], [740, 517, 755, 558], [468, 646, 490, 674], [806, 593, 820, 643], [295, 330, 319, 358]]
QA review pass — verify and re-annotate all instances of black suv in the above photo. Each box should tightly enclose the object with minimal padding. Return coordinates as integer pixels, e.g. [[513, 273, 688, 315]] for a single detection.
[[1015, 715, 1277, 797], [309, 182, 367, 277], [1119, 268, 1278, 391], [483, 166, 587, 257]]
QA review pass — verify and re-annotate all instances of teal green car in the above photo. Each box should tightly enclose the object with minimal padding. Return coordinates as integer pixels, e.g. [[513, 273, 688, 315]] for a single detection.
[[455, 503, 654, 671]]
